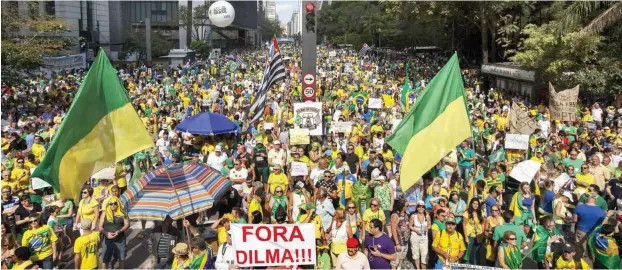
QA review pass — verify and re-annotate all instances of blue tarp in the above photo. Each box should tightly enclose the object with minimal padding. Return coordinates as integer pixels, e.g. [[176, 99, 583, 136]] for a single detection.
[[175, 112, 240, 135]]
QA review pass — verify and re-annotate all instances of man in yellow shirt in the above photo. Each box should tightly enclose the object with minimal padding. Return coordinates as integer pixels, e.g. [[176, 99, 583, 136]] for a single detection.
[[10, 158, 30, 190], [74, 218, 101, 269], [432, 217, 466, 268], [574, 165, 595, 195], [31, 136, 46, 162], [267, 165, 288, 194], [530, 150, 545, 164]]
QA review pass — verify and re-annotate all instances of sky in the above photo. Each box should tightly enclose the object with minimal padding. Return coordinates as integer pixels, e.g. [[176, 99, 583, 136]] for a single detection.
[[275, 0, 298, 24]]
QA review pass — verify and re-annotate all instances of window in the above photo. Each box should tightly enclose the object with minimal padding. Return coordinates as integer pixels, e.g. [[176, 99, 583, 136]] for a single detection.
[[45, 1, 55, 16]]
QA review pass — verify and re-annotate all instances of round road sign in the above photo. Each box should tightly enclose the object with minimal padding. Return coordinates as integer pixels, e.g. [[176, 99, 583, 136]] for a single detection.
[[303, 87, 315, 98], [303, 73, 315, 86]]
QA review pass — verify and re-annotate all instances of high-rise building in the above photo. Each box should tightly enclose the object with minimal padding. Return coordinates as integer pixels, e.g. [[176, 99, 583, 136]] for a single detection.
[[265, 1, 276, 21], [289, 6, 300, 36]]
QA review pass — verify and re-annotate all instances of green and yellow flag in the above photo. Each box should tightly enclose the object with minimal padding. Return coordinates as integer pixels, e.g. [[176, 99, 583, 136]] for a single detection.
[[387, 53, 470, 190], [32, 49, 154, 199]]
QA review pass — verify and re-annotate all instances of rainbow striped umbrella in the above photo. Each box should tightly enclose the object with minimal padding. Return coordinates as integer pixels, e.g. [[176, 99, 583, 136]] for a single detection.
[[121, 162, 231, 221]]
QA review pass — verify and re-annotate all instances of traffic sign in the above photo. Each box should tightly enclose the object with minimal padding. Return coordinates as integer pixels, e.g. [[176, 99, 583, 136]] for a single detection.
[[303, 73, 315, 86], [303, 87, 315, 98]]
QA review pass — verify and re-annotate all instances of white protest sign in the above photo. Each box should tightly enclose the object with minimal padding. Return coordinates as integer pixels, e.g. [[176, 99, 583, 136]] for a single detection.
[[293, 102, 323, 136], [330, 121, 352, 133], [368, 98, 382, 109], [509, 160, 542, 183], [329, 51, 337, 57], [40, 53, 87, 76], [290, 129, 310, 145], [231, 224, 316, 267], [290, 162, 309, 176], [263, 122, 274, 130], [505, 134, 529, 150]]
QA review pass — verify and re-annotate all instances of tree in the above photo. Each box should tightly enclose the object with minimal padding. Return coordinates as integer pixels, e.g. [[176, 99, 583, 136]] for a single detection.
[[190, 40, 210, 58], [119, 30, 174, 62], [176, 4, 211, 41], [259, 13, 283, 41], [1, 1, 76, 83]]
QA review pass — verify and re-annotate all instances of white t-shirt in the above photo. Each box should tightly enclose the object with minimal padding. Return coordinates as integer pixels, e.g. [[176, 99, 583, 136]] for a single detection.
[[268, 149, 286, 167], [310, 168, 326, 185], [155, 138, 170, 154], [592, 108, 603, 122], [207, 153, 227, 171]]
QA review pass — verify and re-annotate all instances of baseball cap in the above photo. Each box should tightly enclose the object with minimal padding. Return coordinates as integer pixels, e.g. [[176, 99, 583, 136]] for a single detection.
[[445, 217, 457, 224], [563, 243, 575, 252], [215, 145, 222, 152], [416, 200, 425, 206], [273, 140, 281, 145], [562, 191, 574, 202], [346, 238, 359, 248]]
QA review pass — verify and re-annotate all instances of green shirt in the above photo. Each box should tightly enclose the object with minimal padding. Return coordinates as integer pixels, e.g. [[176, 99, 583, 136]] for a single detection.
[[578, 194, 608, 211], [562, 158, 584, 174], [493, 223, 527, 247]]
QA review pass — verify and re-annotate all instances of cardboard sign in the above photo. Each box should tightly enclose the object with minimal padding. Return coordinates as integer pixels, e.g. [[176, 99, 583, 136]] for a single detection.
[[509, 102, 538, 135], [290, 129, 310, 145], [549, 83, 580, 122], [293, 102, 323, 136], [231, 224, 316, 267], [505, 134, 529, 150], [330, 121, 352, 133], [368, 98, 382, 109], [290, 162, 309, 176]]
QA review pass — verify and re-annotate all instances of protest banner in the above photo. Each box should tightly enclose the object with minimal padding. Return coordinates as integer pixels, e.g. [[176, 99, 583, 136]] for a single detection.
[[505, 134, 529, 150], [231, 224, 316, 267], [509, 160, 542, 183], [549, 83, 580, 122], [368, 98, 382, 109], [330, 121, 352, 133], [293, 102, 322, 136], [328, 51, 337, 57], [40, 53, 87, 76], [290, 129, 310, 145], [509, 102, 538, 135], [290, 162, 309, 176]]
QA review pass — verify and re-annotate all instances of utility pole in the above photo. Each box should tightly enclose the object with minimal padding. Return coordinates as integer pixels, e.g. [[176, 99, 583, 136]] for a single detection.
[[301, 1, 317, 102], [145, 17, 152, 65], [187, 0, 193, 48]]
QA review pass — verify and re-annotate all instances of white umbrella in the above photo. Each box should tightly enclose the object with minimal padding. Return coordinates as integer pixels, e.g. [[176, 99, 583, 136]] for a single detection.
[[91, 166, 116, 180], [509, 160, 542, 183]]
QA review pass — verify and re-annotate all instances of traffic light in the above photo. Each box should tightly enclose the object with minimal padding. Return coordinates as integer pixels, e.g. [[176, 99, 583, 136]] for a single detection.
[[305, 2, 315, 33]]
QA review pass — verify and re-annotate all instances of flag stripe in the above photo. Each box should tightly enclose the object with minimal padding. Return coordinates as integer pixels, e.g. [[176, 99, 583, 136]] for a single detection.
[[248, 37, 286, 124], [32, 49, 154, 199]]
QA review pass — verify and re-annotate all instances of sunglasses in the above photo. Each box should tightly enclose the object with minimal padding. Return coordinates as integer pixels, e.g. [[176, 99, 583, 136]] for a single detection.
[[82, 191, 89, 194], [347, 206, 356, 209], [492, 209, 499, 212], [109, 203, 118, 206], [417, 205, 425, 208], [275, 190, 283, 193], [371, 204, 379, 207], [507, 237, 516, 241]]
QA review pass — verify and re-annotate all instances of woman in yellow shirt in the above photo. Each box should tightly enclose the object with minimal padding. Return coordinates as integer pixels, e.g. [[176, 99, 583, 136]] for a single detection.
[[462, 198, 484, 265], [75, 186, 100, 235]]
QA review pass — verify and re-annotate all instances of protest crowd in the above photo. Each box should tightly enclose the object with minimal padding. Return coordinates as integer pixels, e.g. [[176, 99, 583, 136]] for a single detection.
[[1, 39, 622, 270]]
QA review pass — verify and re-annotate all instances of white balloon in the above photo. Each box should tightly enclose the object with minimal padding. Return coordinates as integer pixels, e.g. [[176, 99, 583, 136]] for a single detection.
[[208, 1, 235, 28]]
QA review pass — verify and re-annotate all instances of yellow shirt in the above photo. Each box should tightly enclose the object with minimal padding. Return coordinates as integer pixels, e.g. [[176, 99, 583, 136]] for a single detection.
[[248, 199, 263, 221], [11, 260, 35, 270], [78, 198, 99, 223], [74, 232, 101, 269], [575, 173, 594, 194], [1, 179, 19, 192], [462, 212, 483, 238], [336, 178, 354, 200], [370, 125, 383, 135], [24, 161, 37, 170], [381, 150, 394, 170], [93, 185, 112, 200], [530, 156, 545, 164], [21, 225, 58, 261], [31, 143, 46, 161], [545, 252, 591, 270], [362, 209, 385, 232], [296, 214, 323, 239], [217, 226, 228, 246], [10, 167, 30, 190], [432, 230, 466, 263], [115, 164, 127, 188], [267, 173, 288, 194], [425, 186, 450, 197]]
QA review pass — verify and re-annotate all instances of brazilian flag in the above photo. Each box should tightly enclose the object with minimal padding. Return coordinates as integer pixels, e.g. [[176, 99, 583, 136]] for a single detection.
[[351, 91, 368, 105]]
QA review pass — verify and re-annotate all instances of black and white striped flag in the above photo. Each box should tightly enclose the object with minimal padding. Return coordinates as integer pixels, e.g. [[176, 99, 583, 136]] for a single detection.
[[247, 37, 286, 125], [359, 43, 371, 57]]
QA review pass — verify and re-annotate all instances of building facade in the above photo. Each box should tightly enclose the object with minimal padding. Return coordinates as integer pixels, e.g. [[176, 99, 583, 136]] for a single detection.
[[265, 0, 277, 21]]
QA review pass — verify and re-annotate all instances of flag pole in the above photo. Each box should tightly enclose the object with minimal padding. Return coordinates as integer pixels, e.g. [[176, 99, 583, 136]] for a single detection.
[[156, 153, 192, 244]]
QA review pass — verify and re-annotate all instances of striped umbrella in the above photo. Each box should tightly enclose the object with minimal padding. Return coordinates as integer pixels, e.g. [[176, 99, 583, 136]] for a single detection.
[[121, 162, 231, 221]]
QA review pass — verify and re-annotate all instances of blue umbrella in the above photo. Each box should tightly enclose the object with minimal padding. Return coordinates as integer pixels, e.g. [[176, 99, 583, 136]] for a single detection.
[[175, 112, 240, 135]]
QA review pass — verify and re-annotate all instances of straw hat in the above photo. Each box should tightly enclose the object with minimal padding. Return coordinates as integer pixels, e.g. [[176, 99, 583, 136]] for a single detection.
[[172, 243, 189, 256]]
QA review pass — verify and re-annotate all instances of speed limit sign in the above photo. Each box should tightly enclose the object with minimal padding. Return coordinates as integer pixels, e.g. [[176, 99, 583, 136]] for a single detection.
[[303, 87, 315, 98]]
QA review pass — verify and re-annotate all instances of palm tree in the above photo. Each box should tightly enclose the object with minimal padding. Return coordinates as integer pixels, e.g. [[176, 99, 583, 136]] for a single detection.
[[560, 1, 622, 33]]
